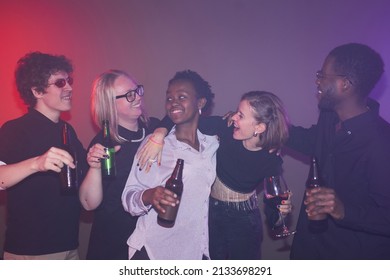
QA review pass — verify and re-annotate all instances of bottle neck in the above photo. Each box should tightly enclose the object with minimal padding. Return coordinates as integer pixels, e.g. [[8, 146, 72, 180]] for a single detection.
[[311, 164, 319, 179], [308, 157, 323, 186], [103, 121, 111, 140], [62, 123, 70, 146], [171, 159, 184, 180]]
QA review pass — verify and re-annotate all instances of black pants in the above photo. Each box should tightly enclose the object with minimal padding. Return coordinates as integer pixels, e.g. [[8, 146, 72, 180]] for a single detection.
[[209, 197, 263, 260], [131, 247, 150, 260]]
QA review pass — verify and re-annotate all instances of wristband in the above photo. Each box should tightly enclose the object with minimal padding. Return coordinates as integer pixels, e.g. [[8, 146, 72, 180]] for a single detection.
[[148, 136, 163, 146]]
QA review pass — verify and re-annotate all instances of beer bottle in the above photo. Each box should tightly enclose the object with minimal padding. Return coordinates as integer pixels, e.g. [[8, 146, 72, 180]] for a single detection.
[[101, 120, 116, 179], [305, 156, 328, 233], [59, 123, 78, 195], [158, 159, 184, 227]]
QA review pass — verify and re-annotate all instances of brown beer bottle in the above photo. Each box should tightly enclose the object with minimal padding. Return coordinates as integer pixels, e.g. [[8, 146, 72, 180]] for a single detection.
[[305, 156, 328, 233], [59, 123, 78, 195], [158, 159, 184, 228]]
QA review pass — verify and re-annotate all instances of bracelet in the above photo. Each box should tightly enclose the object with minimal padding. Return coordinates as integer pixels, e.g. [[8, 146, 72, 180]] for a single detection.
[[148, 136, 163, 146]]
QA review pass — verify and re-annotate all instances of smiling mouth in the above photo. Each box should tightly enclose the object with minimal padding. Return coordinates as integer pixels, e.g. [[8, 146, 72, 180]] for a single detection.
[[170, 108, 184, 114]]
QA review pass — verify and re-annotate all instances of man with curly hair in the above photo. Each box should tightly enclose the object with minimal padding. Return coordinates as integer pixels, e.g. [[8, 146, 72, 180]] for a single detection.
[[0, 52, 87, 259]]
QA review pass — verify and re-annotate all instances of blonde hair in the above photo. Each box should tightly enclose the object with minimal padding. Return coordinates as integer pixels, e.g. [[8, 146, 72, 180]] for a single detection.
[[242, 91, 289, 150], [91, 69, 149, 143]]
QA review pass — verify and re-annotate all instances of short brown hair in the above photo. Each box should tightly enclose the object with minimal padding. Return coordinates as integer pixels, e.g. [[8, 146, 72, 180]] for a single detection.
[[241, 91, 289, 150]]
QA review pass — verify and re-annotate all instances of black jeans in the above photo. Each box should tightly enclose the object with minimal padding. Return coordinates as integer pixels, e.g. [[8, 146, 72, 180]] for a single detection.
[[131, 247, 150, 260], [131, 247, 209, 260], [208, 197, 263, 260]]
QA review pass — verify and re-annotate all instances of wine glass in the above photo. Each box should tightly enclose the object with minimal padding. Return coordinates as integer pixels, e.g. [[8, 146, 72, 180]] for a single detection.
[[263, 175, 296, 238]]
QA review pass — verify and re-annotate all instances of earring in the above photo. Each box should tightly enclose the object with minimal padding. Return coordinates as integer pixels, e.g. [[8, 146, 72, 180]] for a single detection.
[[199, 108, 202, 115], [253, 131, 258, 137]]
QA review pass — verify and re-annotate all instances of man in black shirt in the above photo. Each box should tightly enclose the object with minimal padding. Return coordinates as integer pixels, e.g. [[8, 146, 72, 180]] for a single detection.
[[0, 52, 87, 259], [288, 43, 390, 259]]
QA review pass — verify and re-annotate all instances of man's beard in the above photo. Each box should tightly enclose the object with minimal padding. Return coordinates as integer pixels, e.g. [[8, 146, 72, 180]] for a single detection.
[[318, 88, 337, 111]]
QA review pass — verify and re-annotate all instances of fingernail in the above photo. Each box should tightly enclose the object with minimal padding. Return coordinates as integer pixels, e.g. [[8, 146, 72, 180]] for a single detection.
[[277, 205, 280, 209], [137, 163, 139, 166]]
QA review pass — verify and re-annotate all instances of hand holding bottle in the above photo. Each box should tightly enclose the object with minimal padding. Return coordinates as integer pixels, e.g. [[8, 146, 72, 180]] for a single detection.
[[305, 156, 328, 233], [33, 147, 75, 173], [305, 187, 345, 220], [142, 186, 179, 214], [157, 159, 184, 227], [86, 143, 121, 169]]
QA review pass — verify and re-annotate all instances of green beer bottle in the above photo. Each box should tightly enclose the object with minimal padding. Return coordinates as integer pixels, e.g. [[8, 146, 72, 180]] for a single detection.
[[101, 120, 116, 179]]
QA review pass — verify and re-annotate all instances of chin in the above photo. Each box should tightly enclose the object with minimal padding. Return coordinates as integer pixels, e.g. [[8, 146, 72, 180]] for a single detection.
[[127, 114, 142, 121], [131, 107, 142, 114], [232, 132, 242, 140], [169, 116, 181, 124], [318, 100, 336, 111], [60, 105, 72, 111]]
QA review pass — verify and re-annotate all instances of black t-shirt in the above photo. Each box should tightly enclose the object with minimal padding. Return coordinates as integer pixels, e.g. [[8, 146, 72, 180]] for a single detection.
[[86, 117, 160, 260], [199, 116, 282, 193], [0, 109, 87, 255]]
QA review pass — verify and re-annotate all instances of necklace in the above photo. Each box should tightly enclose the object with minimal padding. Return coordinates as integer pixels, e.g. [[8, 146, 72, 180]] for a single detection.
[[131, 128, 145, 143]]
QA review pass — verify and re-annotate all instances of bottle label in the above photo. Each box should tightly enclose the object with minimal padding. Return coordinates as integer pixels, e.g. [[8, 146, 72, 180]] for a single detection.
[[158, 198, 181, 222], [102, 147, 116, 177], [60, 164, 77, 195]]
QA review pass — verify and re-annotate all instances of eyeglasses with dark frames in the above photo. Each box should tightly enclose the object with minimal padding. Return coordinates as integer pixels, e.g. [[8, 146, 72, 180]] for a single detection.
[[316, 70, 353, 85], [47, 77, 73, 88], [115, 85, 144, 103]]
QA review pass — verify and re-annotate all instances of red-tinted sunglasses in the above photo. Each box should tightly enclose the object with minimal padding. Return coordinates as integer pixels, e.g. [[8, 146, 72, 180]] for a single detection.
[[48, 77, 73, 88]]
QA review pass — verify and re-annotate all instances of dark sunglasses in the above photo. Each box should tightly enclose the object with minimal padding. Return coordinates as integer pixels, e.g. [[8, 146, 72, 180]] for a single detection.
[[115, 85, 144, 103], [48, 77, 74, 88]]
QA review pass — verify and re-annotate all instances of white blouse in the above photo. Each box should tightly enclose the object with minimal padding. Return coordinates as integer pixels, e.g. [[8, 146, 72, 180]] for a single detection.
[[122, 128, 218, 259]]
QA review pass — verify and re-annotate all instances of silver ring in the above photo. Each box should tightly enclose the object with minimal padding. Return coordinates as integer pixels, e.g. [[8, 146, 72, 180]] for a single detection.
[[148, 158, 157, 163]]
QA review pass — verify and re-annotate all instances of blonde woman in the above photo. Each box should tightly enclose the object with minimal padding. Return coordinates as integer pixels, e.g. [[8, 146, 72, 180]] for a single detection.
[[79, 70, 160, 259]]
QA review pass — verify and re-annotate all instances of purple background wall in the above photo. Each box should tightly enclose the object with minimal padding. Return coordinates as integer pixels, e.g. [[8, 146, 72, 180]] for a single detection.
[[1, 0, 389, 259]]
